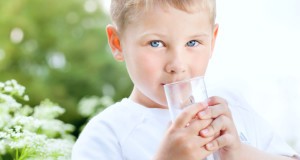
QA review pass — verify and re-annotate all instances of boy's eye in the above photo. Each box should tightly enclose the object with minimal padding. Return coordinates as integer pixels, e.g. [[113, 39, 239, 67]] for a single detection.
[[150, 41, 164, 48], [186, 40, 199, 47]]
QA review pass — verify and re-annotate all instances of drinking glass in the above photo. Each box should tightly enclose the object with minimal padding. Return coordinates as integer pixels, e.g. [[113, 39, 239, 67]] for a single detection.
[[164, 76, 220, 160]]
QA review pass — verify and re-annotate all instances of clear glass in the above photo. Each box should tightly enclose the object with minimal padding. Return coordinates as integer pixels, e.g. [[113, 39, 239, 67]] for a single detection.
[[164, 76, 220, 160]]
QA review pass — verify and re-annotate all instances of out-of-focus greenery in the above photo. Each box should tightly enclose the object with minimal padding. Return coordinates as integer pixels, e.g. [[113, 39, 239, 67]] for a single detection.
[[0, 80, 75, 160], [0, 0, 132, 136], [77, 95, 114, 132]]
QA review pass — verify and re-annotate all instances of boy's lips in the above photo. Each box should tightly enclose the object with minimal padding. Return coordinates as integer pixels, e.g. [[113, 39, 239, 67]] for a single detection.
[[162, 82, 174, 85], [161, 80, 187, 86], [161, 82, 172, 86]]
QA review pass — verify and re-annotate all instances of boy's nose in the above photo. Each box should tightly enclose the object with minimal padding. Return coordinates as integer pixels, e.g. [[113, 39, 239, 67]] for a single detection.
[[165, 55, 187, 74]]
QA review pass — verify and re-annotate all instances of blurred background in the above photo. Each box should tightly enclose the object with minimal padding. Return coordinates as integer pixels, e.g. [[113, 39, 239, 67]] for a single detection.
[[0, 0, 133, 137], [208, 0, 300, 153], [0, 0, 299, 153]]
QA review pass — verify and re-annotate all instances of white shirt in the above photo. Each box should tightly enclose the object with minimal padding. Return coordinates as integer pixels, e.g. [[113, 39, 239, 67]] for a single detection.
[[72, 89, 298, 160]]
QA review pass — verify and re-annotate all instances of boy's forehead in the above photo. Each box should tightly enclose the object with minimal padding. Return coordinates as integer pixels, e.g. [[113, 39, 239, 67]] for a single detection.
[[116, 0, 215, 34], [131, 2, 210, 19], [125, 5, 211, 27], [130, 0, 212, 12], [121, 5, 213, 38]]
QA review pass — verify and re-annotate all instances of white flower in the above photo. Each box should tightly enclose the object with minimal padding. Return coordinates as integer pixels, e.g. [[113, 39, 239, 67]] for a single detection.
[[23, 95, 29, 101], [43, 139, 73, 157], [11, 79, 17, 85], [0, 93, 22, 111], [100, 96, 114, 106], [12, 115, 42, 132], [0, 82, 4, 88], [0, 132, 9, 139], [4, 86, 13, 92], [1, 79, 28, 100], [78, 96, 99, 117], [0, 113, 12, 129], [16, 86, 25, 96], [33, 100, 65, 119], [4, 80, 12, 86], [36, 119, 74, 139], [19, 105, 33, 116], [78, 95, 113, 117], [0, 79, 75, 159], [14, 125, 22, 132], [0, 140, 6, 154]]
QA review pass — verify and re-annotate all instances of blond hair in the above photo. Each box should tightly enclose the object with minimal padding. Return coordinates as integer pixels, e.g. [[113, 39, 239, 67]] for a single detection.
[[110, 0, 216, 32]]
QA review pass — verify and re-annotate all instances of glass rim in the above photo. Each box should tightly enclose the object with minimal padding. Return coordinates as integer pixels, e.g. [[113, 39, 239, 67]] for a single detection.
[[163, 76, 205, 87]]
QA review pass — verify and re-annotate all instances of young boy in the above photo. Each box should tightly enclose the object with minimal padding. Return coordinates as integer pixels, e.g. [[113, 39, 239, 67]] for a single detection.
[[72, 0, 299, 159]]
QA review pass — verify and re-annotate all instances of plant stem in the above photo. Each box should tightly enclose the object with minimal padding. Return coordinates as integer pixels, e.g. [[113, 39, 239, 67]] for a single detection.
[[18, 147, 33, 160], [15, 149, 19, 160]]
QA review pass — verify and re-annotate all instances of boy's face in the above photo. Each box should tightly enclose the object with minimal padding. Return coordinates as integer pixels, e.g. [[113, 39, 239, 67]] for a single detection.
[[107, 6, 218, 109]]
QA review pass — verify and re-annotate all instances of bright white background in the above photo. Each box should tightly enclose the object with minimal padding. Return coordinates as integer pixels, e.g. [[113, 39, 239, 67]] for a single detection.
[[100, 0, 300, 153], [208, 0, 300, 153]]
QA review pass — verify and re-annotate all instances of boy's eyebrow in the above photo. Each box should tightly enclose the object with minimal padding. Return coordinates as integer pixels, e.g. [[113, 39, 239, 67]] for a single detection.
[[138, 32, 210, 39], [188, 33, 210, 39], [138, 32, 167, 39]]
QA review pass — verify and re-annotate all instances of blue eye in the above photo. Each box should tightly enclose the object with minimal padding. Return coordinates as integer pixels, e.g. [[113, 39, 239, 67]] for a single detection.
[[150, 41, 164, 48], [186, 40, 199, 47]]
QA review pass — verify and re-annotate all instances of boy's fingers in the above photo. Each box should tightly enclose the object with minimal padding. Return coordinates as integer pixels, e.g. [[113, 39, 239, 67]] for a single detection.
[[187, 118, 212, 135], [173, 102, 208, 128], [198, 100, 232, 120], [207, 96, 228, 106], [194, 135, 215, 151], [195, 144, 215, 159], [199, 115, 230, 137], [197, 104, 227, 119], [205, 133, 233, 151]]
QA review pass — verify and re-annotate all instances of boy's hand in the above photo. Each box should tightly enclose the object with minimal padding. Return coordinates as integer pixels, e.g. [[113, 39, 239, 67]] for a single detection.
[[197, 96, 242, 159], [154, 102, 217, 160]]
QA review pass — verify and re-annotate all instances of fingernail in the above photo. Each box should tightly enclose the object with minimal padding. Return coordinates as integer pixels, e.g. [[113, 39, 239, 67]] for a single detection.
[[198, 110, 206, 117], [201, 129, 209, 135], [206, 142, 214, 150]]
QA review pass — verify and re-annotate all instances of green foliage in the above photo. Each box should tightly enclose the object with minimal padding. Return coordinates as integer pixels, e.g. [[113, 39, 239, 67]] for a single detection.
[[0, 0, 132, 134], [78, 95, 113, 119], [77, 95, 114, 131], [0, 80, 74, 160]]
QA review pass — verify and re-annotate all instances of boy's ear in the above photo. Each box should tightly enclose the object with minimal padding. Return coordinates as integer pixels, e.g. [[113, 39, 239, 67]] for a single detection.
[[210, 24, 219, 58], [106, 25, 124, 61]]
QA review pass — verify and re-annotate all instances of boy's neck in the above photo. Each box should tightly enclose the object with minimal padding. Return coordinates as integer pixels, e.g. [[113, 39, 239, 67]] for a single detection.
[[129, 87, 167, 109]]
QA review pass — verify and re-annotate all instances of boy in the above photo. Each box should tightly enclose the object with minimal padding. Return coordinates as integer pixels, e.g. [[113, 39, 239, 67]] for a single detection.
[[72, 0, 299, 159]]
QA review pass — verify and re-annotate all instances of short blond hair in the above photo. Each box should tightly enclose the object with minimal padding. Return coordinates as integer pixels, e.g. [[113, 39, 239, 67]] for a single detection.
[[110, 0, 216, 32]]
